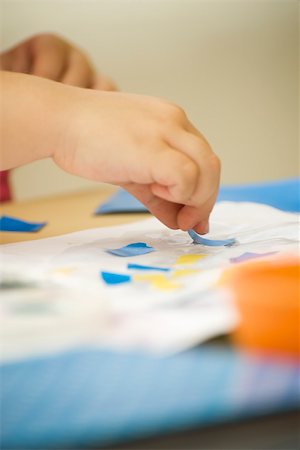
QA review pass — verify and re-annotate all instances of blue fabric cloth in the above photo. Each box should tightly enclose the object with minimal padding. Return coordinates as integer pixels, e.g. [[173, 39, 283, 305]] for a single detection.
[[1, 347, 299, 449], [95, 178, 300, 215]]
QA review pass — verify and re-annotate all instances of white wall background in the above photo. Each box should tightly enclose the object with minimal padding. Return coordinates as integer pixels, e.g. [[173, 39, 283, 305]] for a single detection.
[[1, 0, 299, 200]]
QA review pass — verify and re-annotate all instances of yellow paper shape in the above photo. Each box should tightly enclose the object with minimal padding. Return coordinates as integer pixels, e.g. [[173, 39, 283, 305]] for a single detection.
[[172, 269, 199, 279], [175, 254, 206, 265], [134, 274, 181, 291]]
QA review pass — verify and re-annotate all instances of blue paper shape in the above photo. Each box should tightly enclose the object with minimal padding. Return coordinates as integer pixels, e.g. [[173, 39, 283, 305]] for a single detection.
[[106, 242, 154, 257], [230, 251, 277, 264], [94, 178, 299, 216], [0, 215, 47, 232], [188, 229, 236, 247], [217, 178, 300, 213], [100, 271, 132, 285], [95, 190, 147, 214], [127, 263, 170, 272]]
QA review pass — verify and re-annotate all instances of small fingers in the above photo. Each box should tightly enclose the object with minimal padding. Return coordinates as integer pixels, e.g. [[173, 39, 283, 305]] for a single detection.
[[92, 74, 118, 91], [122, 183, 181, 230], [0, 42, 31, 73], [176, 190, 218, 232], [166, 128, 221, 205], [61, 51, 95, 88], [149, 147, 200, 205], [30, 35, 68, 80], [153, 114, 220, 231]]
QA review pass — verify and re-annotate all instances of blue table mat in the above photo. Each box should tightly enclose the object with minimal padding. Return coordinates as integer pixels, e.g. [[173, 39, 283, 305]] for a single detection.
[[95, 178, 300, 214], [1, 347, 299, 449], [1, 178, 299, 449]]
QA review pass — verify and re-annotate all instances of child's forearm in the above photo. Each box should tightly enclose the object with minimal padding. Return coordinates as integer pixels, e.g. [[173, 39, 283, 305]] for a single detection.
[[0, 71, 67, 170]]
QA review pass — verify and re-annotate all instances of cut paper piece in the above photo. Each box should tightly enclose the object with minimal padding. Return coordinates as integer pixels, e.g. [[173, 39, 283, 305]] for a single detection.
[[188, 229, 236, 247], [127, 263, 170, 272], [175, 254, 207, 265], [95, 189, 148, 214], [101, 271, 132, 285], [95, 178, 300, 216], [230, 251, 278, 264], [217, 178, 300, 213], [135, 274, 181, 291], [171, 269, 199, 279], [0, 215, 47, 233], [106, 242, 154, 257]]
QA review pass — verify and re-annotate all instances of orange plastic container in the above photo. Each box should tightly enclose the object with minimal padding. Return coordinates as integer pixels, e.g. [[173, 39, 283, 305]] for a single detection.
[[220, 255, 300, 358]]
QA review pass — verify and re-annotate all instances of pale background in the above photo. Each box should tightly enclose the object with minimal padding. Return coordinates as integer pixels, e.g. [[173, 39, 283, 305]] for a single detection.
[[1, 0, 299, 200]]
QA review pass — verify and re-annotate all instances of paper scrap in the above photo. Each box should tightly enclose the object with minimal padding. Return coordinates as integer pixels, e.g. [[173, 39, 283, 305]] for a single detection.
[[135, 274, 181, 291], [95, 189, 148, 214], [217, 178, 300, 212], [188, 229, 236, 246], [106, 242, 154, 257], [230, 251, 277, 264], [171, 269, 199, 279], [101, 271, 132, 285], [0, 215, 47, 233], [175, 254, 206, 265], [95, 178, 300, 217], [127, 263, 170, 272]]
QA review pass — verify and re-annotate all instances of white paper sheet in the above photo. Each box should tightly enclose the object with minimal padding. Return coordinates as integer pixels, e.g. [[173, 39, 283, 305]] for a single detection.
[[1, 202, 298, 361]]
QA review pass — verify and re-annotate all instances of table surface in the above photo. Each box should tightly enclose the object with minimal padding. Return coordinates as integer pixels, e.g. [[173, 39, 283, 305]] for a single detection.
[[0, 186, 149, 244], [1, 184, 299, 449]]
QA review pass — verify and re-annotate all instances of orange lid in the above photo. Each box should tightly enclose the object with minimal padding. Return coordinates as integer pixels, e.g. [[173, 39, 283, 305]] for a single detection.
[[220, 255, 300, 358]]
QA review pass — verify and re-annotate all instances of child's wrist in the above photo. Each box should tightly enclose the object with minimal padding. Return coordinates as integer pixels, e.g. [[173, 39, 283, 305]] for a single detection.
[[34, 76, 73, 161]]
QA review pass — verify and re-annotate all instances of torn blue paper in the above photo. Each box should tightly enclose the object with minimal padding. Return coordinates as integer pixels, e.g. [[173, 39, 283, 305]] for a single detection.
[[95, 190, 148, 214], [217, 178, 300, 212], [95, 178, 300, 216], [100, 271, 132, 285], [0, 215, 47, 233], [188, 229, 236, 247], [127, 263, 170, 272], [230, 251, 277, 264], [106, 242, 154, 257]]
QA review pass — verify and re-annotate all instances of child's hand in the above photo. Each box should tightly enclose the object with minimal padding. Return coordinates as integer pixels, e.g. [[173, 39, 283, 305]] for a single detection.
[[1, 73, 219, 234], [54, 89, 220, 234], [0, 33, 116, 91]]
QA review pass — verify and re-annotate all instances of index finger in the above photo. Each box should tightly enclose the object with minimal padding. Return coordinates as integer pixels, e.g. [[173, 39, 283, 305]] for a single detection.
[[30, 35, 68, 80]]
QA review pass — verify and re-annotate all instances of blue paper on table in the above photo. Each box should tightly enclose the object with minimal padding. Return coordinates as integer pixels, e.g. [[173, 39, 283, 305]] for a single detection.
[[95, 189, 147, 214], [188, 229, 236, 247], [217, 178, 300, 212], [1, 347, 299, 449], [95, 178, 299, 215], [106, 242, 154, 257], [128, 263, 170, 272], [101, 271, 132, 285], [0, 215, 47, 232]]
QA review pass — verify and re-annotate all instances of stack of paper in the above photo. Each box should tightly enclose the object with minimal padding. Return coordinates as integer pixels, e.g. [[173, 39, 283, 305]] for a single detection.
[[1, 202, 298, 361]]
